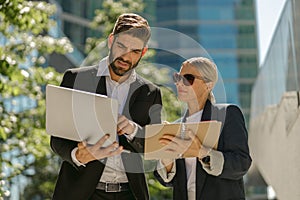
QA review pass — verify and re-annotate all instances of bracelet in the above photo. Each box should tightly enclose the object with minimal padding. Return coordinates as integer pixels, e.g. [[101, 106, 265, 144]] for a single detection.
[[201, 156, 210, 164]]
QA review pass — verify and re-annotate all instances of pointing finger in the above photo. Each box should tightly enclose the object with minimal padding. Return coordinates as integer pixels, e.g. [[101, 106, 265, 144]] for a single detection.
[[78, 141, 87, 149], [117, 115, 127, 124]]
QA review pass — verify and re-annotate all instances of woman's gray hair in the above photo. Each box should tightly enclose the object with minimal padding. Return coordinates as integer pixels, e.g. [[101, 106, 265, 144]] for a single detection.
[[183, 57, 218, 103]]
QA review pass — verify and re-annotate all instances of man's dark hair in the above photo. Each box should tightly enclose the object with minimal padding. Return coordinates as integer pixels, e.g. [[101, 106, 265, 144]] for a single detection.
[[112, 13, 151, 45]]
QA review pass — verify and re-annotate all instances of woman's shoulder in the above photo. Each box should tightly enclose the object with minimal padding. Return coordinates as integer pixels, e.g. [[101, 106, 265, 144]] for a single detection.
[[214, 103, 242, 113], [211, 103, 245, 123]]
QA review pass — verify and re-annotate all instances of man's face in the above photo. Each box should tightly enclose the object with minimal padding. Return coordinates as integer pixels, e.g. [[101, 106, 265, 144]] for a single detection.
[[108, 33, 146, 77]]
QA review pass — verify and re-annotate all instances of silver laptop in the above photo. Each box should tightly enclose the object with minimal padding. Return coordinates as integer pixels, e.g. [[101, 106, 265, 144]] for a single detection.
[[46, 84, 118, 146]]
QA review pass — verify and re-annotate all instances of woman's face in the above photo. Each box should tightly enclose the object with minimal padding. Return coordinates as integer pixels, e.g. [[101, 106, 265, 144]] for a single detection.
[[176, 63, 210, 103]]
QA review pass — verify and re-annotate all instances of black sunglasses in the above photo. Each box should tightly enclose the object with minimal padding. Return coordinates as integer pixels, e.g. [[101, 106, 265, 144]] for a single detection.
[[173, 73, 208, 86]]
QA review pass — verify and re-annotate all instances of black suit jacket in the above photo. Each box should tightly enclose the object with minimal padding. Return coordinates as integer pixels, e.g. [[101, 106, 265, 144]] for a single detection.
[[51, 65, 162, 200], [155, 100, 252, 200]]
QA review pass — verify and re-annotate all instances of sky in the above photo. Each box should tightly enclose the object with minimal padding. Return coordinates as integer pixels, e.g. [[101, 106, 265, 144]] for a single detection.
[[255, 0, 287, 65]]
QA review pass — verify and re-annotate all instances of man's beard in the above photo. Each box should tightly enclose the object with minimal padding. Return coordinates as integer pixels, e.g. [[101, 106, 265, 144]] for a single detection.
[[109, 55, 141, 76]]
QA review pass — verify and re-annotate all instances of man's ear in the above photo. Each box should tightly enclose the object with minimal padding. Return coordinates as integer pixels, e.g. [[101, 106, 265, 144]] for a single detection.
[[141, 46, 148, 57], [107, 33, 114, 49]]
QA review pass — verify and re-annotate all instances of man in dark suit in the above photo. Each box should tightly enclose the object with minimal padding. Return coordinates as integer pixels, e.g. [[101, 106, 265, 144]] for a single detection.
[[51, 13, 162, 200]]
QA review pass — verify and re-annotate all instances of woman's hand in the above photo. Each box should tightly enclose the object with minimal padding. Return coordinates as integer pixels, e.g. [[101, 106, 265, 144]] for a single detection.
[[159, 129, 210, 159]]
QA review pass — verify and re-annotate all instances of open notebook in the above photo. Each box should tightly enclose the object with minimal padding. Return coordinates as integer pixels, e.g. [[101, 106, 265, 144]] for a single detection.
[[144, 121, 222, 160]]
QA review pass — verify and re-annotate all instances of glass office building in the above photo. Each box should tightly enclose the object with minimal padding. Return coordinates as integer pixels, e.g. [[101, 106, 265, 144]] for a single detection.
[[155, 0, 258, 123], [251, 0, 300, 119], [53, 0, 103, 54], [53, 0, 155, 55], [51, 0, 258, 122]]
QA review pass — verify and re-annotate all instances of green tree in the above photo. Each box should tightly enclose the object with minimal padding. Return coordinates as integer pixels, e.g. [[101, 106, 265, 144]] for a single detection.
[[0, 0, 72, 199]]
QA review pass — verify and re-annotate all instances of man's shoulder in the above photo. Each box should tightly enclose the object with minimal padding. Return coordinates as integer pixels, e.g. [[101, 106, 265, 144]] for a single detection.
[[61, 65, 99, 89], [65, 65, 98, 74]]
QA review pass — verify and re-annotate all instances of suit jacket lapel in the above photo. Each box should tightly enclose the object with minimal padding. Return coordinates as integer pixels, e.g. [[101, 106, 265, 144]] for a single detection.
[[195, 100, 214, 199], [201, 100, 213, 121], [76, 65, 107, 95], [95, 76, 107, 95], [119, 78, 142, 150], [196, 161, 207, 199], [174, 159, 189, 200]]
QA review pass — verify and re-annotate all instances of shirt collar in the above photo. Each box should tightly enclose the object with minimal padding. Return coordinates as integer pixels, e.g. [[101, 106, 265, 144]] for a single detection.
[[97, 56, 137, 84], [97, 56, 110, 77], [186, 109, 204, 123]]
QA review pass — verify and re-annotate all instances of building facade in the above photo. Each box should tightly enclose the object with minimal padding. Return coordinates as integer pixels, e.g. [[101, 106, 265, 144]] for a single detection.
[[52, 0, 102, 54], [155, 0, 258, 123], [249, 0, 300, 199]]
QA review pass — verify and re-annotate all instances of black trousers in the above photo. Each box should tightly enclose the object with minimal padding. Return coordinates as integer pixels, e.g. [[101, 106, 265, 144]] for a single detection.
[[89, 189, 136, 200]]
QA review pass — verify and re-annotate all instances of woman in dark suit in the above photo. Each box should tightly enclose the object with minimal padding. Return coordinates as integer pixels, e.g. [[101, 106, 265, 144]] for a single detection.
[[154, 57, 252, 200]]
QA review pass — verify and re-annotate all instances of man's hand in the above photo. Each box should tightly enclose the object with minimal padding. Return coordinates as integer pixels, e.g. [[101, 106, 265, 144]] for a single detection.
[[75, 134, 123, 164], [117, 115, 136, 135]]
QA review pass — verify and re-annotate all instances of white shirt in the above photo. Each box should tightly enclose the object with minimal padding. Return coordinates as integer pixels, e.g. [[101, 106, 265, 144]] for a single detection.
[[157, 110, 225, 200], [71, 57, 138, 183], [185, 111, 203, 199], [98, 56, 137, 183]]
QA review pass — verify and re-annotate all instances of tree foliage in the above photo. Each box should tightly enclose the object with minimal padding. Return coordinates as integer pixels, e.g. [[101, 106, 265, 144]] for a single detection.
[[0, 0, 72, 199], [0, 0, 182, 199]]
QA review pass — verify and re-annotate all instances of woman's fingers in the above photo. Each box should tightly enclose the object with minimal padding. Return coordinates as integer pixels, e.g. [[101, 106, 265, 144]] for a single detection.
[[186, 129, 195, 139], [186, 129, 201, 146]]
